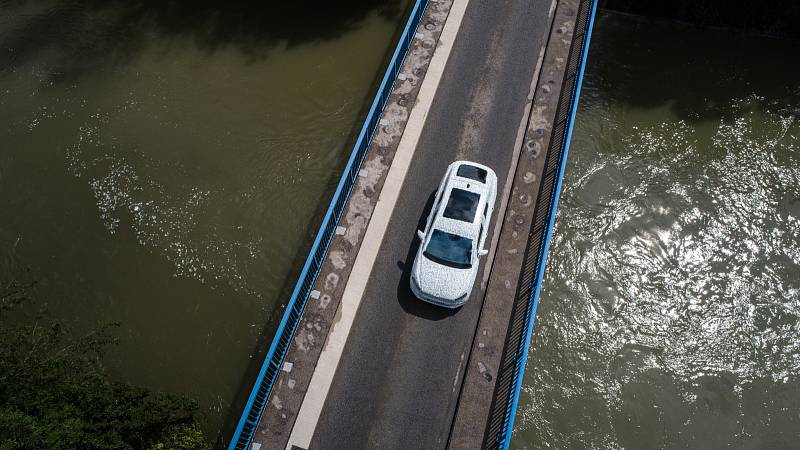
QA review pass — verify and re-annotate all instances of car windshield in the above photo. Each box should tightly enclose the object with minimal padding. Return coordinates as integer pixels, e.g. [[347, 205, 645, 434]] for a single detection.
[[424, 229, 473, 269], [443, 188, 480, 223]]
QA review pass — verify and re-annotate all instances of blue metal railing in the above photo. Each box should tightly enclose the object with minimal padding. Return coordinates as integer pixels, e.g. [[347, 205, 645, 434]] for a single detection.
[[496, 0, 598, 448], [227, 1, 431, 449]]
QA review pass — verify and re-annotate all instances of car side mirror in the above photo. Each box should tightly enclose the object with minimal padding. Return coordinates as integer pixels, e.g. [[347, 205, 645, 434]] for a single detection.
[[417, 230, 425, 240], [479, 249, 489, 256]]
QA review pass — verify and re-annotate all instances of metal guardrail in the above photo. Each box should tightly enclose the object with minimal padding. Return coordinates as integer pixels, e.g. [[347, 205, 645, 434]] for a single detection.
[[228, 1, 431, 449], [482, 0, 598, 448]]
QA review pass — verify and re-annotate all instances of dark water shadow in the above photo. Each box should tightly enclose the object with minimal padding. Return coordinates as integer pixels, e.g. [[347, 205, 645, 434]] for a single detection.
[[396, 190, 459, 321], [0, 0, 407, 83], [600, 0, 800, 38], [586, 11, 800, 124]]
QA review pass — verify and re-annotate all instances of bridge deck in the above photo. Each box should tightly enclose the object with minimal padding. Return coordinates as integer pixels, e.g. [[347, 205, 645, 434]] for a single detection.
[[310, 0, 554, 448], [242, 0, 591, 448]]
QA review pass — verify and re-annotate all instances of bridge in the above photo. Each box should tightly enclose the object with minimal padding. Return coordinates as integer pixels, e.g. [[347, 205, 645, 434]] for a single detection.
[[228, 0, 597, 448]]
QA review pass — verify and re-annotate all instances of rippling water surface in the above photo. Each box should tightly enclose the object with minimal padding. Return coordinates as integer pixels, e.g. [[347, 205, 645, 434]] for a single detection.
[[513, 13, 800, 448], [0, 0, 409, 437]]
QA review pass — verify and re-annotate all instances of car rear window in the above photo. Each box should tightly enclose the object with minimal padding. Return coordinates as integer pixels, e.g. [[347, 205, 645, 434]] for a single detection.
[[443, 188, 480, 223], [457, 165, 488, 183]]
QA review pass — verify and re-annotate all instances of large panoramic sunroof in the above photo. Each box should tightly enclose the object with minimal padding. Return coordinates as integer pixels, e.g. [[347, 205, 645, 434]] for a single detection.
[[443, 188, 480, 222]]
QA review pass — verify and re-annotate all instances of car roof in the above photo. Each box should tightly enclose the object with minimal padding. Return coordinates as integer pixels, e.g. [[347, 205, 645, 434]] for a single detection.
[[431, 166, 491, 240]]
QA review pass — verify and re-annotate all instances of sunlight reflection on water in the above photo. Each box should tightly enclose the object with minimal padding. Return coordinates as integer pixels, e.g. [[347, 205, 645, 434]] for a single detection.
[[513, 13, 800, 450]]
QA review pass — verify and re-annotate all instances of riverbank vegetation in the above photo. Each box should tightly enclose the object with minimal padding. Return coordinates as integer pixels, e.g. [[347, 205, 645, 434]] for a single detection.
[[0, 279, 210, 450]]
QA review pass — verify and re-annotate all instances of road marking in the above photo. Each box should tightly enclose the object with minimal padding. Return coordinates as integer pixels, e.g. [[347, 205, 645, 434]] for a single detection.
[[286, 1, 473, 448], [453, 351, 466, 392], [480, 1, 554, 290]]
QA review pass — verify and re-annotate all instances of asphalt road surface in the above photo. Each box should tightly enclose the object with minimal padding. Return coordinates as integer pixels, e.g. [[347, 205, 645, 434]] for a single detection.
[[311, 1, 553, 448]]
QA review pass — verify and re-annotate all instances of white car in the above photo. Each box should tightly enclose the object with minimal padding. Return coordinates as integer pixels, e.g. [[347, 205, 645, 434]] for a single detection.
[[410, 161, 497, 308]]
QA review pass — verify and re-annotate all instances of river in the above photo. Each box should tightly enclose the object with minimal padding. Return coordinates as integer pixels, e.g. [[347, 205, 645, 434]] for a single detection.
[[0, 0, 409, 439], [513, 12, 800, 449]]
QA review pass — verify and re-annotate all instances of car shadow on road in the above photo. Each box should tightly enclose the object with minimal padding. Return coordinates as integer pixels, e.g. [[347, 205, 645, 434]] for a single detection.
[[396, 190, 459, 321]]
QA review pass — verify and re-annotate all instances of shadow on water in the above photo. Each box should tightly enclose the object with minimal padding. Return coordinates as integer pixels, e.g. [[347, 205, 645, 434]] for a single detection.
[[396, 190, 459, 321], [587, 11, 800, 124], [0, 0, 407, 82], [600, 0, 800, 37]]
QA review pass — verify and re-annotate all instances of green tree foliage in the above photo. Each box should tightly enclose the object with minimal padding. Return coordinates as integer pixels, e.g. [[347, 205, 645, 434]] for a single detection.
[[0, 280, 210, 450]]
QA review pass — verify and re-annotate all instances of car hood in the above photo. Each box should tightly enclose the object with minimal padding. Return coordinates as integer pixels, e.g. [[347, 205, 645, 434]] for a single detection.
[[412, 253, 475, 301]]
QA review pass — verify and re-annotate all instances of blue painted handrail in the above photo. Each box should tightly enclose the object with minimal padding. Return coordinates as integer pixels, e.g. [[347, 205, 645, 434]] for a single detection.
[[227, 1, 431, 449], [498, 0, 598, 448]]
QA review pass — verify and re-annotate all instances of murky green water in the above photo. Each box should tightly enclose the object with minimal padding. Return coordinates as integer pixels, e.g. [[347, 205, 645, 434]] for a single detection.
[[0, 0, 409, 438], [513, 13, 800, 449]]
